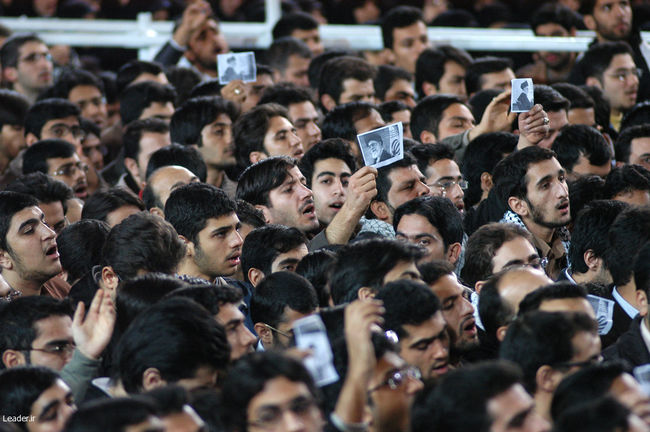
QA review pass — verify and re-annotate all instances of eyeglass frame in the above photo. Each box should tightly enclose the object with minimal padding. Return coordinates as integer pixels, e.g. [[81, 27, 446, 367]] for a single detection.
[[368, 366, 422, 393], [51, 161, 89, 178], [429, 178, 469, 193], [607, 68, 643, 82], [19, 341, 76, 357]]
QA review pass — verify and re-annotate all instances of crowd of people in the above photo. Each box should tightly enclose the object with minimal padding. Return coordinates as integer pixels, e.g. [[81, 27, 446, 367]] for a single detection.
[[2, 0, 650, 431]]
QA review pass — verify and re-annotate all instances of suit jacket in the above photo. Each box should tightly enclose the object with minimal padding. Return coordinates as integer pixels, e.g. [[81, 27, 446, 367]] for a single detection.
[[603, 315, 650, 367], [600, 286, 635, 349]]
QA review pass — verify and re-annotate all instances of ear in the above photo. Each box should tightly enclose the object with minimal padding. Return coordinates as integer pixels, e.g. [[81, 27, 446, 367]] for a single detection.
[[419, 130, 437, 144], [583, 14, 596, 32], [583, 249, 600, 272], [123, 157, 141, 185], [358, 286, 375, 301], [142, 367, 165, 392], [496, 325, 509, 342], [446, 242, 462, 266], [249, 151, 268, 165], [508, 196, 528, 218], [1, 349, 26, 368], [248, 268, 265, 288], [536, 365, 563, 393], [101, 266, 119, 295], [480, 172, 493, 194], [370, 200, 391, 222], [149, 207, 164, 218], [637, 289, 648, 317], [320, 94, 336, 112], [25, 133, 39, 147], [254, 205, 272, 224], [2, 66, 17, 84], [254, 322, 273, 347], [179, 235, 195, 258], [474, 280, 486, 294], [585, 76, 602, 89], [421, 81, 438, 97], [0, 249, 13, 271], [184, 49, 196, 63]]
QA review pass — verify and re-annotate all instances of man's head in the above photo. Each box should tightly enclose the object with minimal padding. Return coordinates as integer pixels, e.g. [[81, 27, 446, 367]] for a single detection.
[[518, 283, 594, 319], [411, 143, 466, 213], [532, 85, 571, 149], [318, 56, 376, 112], [146, 143, 207, 183], [0, 33, 53, 101], [237, 156, 319, 234], [251, 271, 318, 349], [240, 224, 308, 286], [165, 183, 243, 280], [81, 187, 145, 227], [321, 101, 384, 162], [65, 397, 162, 432], [56, 219, 110, 286], [465, 57, 515, 96], [603, 164, 650, 205], [116, 60, 168, 94], [379, 100, 412, 139], [123, 118, 171, 188], [582, 41, 639, 115], [552, 83, 597, 127], [616, 125, 650, 171], [330, 238, 424, 305], [552, 124, 612, 180], [531, 4, 579, 72], [119, 81, 176, 126], [184, 16, 228, 74], [605, 205, 650, 288], [394, 196, 464, 264], [115, 297, 230, 393], [415, 45, 472, 100], [374, 64, 416, 108], [580, 0, 632, 42], [266, 37, 312, 88], [298, 138, 356, 226], [142, 165, 199, 215], [234, 103, 303, 169], [24, 98, 82, 149], [272, 11, 323, 55], [381, 6, 428, 74], [51, 68, 107, 129], [411, 94, 475, 143], [259, 83, 322, 151], [0, 89, 29, 161]]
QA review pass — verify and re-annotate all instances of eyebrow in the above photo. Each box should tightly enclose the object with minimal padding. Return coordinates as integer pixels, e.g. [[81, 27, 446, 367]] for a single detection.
[[38, 400, 61, 420], [18, 216, 42, 232], [277, 258, 300, 267], [396, 232, 436, 240], [212, 122, 231, 127], [408, 325, 447, 349], [535, 170, 565, 187], [503, 254, 539, 268], [316, 171, 351, 178]]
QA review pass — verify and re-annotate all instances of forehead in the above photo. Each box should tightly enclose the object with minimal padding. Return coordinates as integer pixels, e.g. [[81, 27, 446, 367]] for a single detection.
[[151, 166, 197, 188], [342, 78, 373, 94], [288, 101, 318, 118], [443, 60, 465, 75], [267, 115, 293, 133], [428, 158, 461, 178], [525, 157, 562, 184], [403, 311, 446, 341], [69, 84, 101, 99], [32, 379, 71, 412], [208, 113, 233, 125], [441, 103, 474, 121], [44, 115, 79, 128], [607, 53, 635, 70], [18, 41, 48, 56], [273, 244, 309, 263], [8, 205, 44, 231], [354, 109, 385, 134], [389, 164, 424, 185], [200, 213, 239, 233], [393, 21, 427, 41], [535, 22, 570, 36], [34, 315, 73, 339], [397, 213, 437, 234], [313, 157, 352, 176], [248, 377, 312, 412], [277, 165, 304, 185], [47, 154, 81, 169], [430, 273, 464, 299]]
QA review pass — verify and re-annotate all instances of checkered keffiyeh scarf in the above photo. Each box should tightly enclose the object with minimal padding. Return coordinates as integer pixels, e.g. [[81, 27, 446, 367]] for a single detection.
[[500, 210, 571, 257]]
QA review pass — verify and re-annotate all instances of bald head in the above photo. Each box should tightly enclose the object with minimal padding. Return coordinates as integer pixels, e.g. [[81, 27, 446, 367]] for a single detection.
[[497, 267, 552, 314], [143, 165, 200, 215]]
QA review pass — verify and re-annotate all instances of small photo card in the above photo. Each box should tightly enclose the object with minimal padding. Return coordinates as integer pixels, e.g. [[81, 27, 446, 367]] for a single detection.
[[217, 52, 257, 85], [511, 78, 534, 113], [357, 122, 404, 169]]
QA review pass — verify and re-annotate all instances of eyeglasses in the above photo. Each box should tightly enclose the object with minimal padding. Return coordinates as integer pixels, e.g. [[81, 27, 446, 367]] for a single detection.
[[49, 124, 86, 140], [430, 179, 468, 192], [22, 342, 76, 356], [368, 366, 422, 392], [1, 289, 21, 302], [248, 395, 317, 430], [19, 52, 52, 64], [608, 68, 643, 82], [264, 323, 293, 339], [52, 162, 89, 178], [553, 354, 603, 371]]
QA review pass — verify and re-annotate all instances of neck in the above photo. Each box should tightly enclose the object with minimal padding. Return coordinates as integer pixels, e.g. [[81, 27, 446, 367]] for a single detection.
[[571, 271, 591, 285], [13, 83, 39, 105], [616, 279, 640, 311], [533, 390, 552, 422], [2, 271, 43, 297], [177, 258, 212, 283], [206, 166, 225, 188], [524, 219, 555, 244]]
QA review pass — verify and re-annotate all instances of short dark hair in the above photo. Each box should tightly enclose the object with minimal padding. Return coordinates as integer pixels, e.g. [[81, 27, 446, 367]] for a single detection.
[[221, 351, 319, 432], [330, 238, 424, 305], [374, 65, 413, 101], [0, 191, 38, 252], [24, 98, 80, 139], [411, 94, 465, 141], [272, 11, 319, 40], [393, 195, 464, 249], [308, 50, 348, 90], [240, 224, 307, 283], [299, 138, 356, 188], [119, 81, 176, 126], [50, 68, 104, 99], [381, 6, 424, 50], [6, 172, 73, 214], [378, 100, 411, 123], [56, 219, 110, 284], [606, 206, 650, 287], [236, 156, 297, 207], [233, 103, 291, 169], [0, 33, 43, 69], [465, 57, 513, 95], [81, 187, 145, 223], [615, 124, 650, 164], [531, 3, 581, 33], [116, 60, 164, 94], [115, 297, 230, 394], [165, 65, 202, 106], [164, 182, 237, 245], [603, 164, 650, 199], [492, 145, 557, 203], [295, 249, 337, 308], [410, 142, 455, 176], [250, 271, 318, 327], [551, 83, 595, 110], [145, 144, 207, 182], [569, 200, 628, 274], [22, 139, 76, 175], [0, 89, 29, 130], [533, 85, 570, 116], [568, 175, 607, 222], [235, 199, 266, 229], [582, 41, 635, 83], [418, 259, 455, 286], [166, 283, 243, 316], [65, 397, 160, 432], [123, 117, 170, 161], [553, 396, 633, 432], [170, 96, 238, 147], [321, 101, 379, 142], [0, 366, 61, 424], [461, 222, 533, 288], [620, 101, 650, 132], [415, 46, 472, 96], [518, 282, 588, 315], [266, 37, 312, 75], [259, 83, 315, 108], [318, 56, 376, 105], [552, 124, 612, 173], [375, 152, 419, 206], [101, 212, 185, 281]]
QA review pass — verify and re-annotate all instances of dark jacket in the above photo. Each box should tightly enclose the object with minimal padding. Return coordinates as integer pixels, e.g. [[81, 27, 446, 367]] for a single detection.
[[603, 315, 650, 367]]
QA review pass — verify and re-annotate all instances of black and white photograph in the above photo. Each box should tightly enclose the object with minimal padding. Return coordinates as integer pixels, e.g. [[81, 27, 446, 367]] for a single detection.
[[217, 52, 257, 85], [357, 122, 404, 169], [511, 78, 534, 112]]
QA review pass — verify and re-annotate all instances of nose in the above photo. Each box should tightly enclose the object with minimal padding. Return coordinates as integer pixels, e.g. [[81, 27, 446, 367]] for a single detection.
[[333, 178, 345, 197], [41, 222, 56, 240], [461, 296, 474, 316], [308, 121, 321, 139], [452, 183, 464, 200], [282, 409, 307, 432], [417, 181, 430, 196], [241, 326, 257, 348], [231, 230, 244, 248], [299, 182, 313, 200]]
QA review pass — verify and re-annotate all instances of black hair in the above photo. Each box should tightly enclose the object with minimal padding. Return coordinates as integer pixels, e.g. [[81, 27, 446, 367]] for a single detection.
[[381, 6, 424, 50], [468, 88, 502, 123], [166, 283, 243, 316], [478, 270, 516, 341], [235, 199, 266, 229], [307, 50, 348, 90], [123, 117, 170, 162], [272, 11, 319, 40], [81, 187, 145, 223], [492, 145, 556, 204], [552, 124, 612, 173], [553, 396, 633, 432], [415, 46, 472, 97], [581, 85, 611, 132], [22, 139, 76, 175], [6, 172, 73, 215], [298, 138, 356, 188], [411, 94, 465, 141], [378, 100, 411, 122], [266, 37, 312, 75], [582, 41, 635, 83], [116, 60, 164, 94], [374, 65, 413, 101], [0, 33, 43, 69], [552, 83, 595, 110], [189, 78, 223, 99], [330, 238, 424, 305], [418, 259, 455, 286], [0, 191, 38, 252], [233, 103, 291, 169], [119, 81, 176, 126], [605, 206, 650, 287], [170, 96, 238, 147], [56, 219, 110, 284], [259, 82, 315, 109], [250, 271, 318, 328], [165, 65, 202, 106], [518, 282, 588, 315], [0, 366, 62, 425], [410, 142, 455, 176], [321, 101, 379, 142], [569, 200, 628, 274], [240, 224, 307, 283], [568, 175, 607, 221], [144, 384, 192, 416], [534, 84, 570, 113], [635, 242, 650, 298], [65, 396, 160, 432], [115, 297, 230, 394], [318, 56, 376, 105], [393, 195, 464, 249], [295, 249, 336, 308], [50, 68, 104, 99], [615, 124, 650, 164], [604, 164, 650, 199], [236, 156, 297, 207], [164, 182, 237, 244], [24, 98, 80, 140], [531, 3, 581, 33], [145, 144, 207, 182], [0, 90, 29, 130], [101, 212, 185, 281], [620, 101, 650, 132], [465, 57, 513, 95]]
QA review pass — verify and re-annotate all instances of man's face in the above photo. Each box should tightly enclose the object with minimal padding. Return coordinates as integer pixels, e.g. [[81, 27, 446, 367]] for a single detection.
[[137, 132, 171, 180], [537, 110, 568, 149], [391, 21, 429, 73], [390, 109, 412, 139], [520, 158, 571, 229], [200, 113, 235, 168], [367, 138, 385, 161], [27, 315, 75, 371], [601, 53, 639, 113], [148, 165, 199, 209], [487, 383, 551, 432], [246, 377, 323, 432], [384, 79, 416, 108], [81, 132, 104, 170], [292, 28, 324, 55], [535, 23, 574, 71], [270, 244, 309, 273], [280, 55, 311, 88], [564, 329, 602, 372], [46, 153, 89, 200], [242, 73, 274, 113], [368, 351, 424, 432], [311, 157, 351, 225], [588, 0, 632, 41], [630, 137, 650, 170], [0, 123, 26, 159], [438, 60, 467, 99], [40, 115, 83, 150], [479, 68, 515, 92], [386, 165, 430, 210], [187, 19, 228, 71], [396, 213, 447, 262], [263, 116, 304, 160], [429, 273, 478, 350], [383, 259, 422, 284], [267, 166, 319, 233], [14, 41, 53, 93], [288, 101, 321, 152], [399, 311, 450, 379], [354, 109, 385, 135], [140, 101, 175, 123], [425, 158, 465, 213], [216, 301, 256, 361], [569, 153, 611, 179], [272, 305, 314, 349], [339, 78, 376, 105], [29, 379, 76, 432], [491, 237, 542, 275], [39, 201, 66, 237], [437, 103, 475, 141], [194, 213, 243, 279], [610, 373, 650, 426], [68, 85, 107, 129]]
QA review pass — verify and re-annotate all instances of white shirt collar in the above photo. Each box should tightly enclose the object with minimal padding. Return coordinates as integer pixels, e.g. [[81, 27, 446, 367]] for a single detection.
[[612, 286, 639, 319]]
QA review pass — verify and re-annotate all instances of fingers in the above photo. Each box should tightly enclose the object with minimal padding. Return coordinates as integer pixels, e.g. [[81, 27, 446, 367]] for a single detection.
[[73, 301, 85, 327], [87, 288, 104, 319]]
